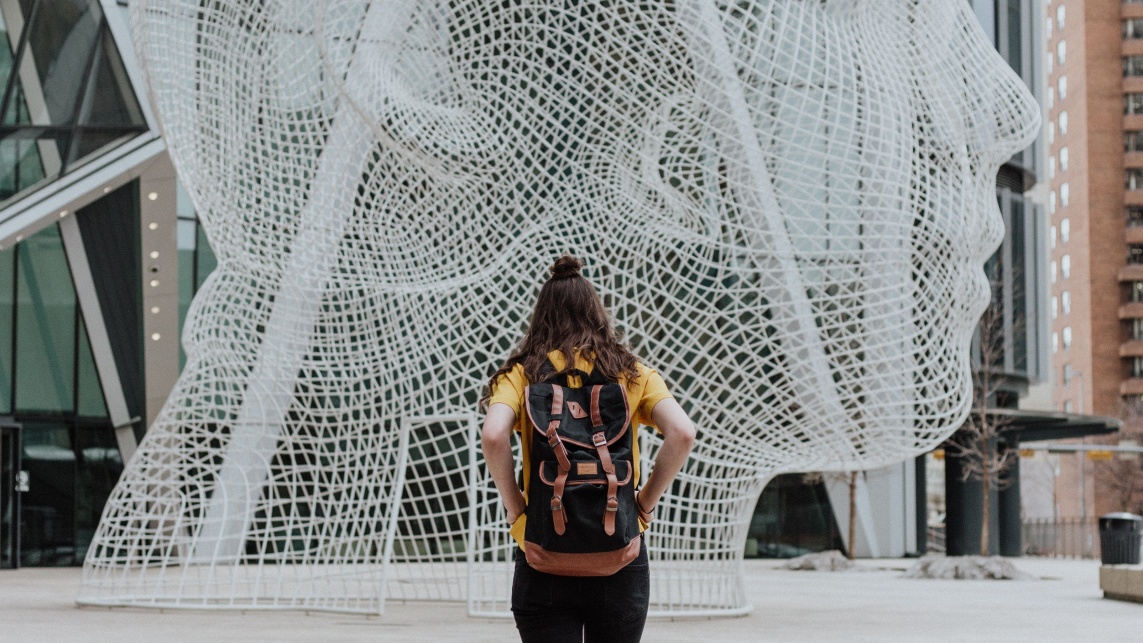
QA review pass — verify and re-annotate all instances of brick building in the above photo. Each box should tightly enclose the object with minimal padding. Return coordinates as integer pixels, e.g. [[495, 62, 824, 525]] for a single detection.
[[1044, 0, 1143, 521]]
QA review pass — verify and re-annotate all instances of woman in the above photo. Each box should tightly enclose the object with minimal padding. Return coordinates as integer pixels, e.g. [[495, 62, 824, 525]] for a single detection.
[[480, 255, 696, 643]]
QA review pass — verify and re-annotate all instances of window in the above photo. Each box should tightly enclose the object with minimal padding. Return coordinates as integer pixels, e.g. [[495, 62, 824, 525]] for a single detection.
[[1058, 111, 1068, 135], [1052, 295, 1059, 319], [1060, 183, 1069, 207], [1127, 93, 1143, 114], [1050, 225, 1057, 248], [1052, 332, 1059, 353], [1133, 318, 1143, 341], [1050, 190, 1057, 213], [1064, 400, 1073, 413], [1058, 75, 1067, 100], [1061, 254, 1071, 279], [1063, 326, 1072, 349], [1133, 281, 1143, 302], [1048, 122, 1055, 145], [1127, 57, 1143, 77], [1049, 156, 1056, 179], [1134, 357, 1143, 378], [1127, 132, 1143, 152], [1057, 39, 1066, 65], [1062, 290, 1071, 314], [1057, 5, 1065, 30], [1051, 260, 1057, 283], [1059, 147, 1069, 172], [1046, 16, 1053, 38], [1128, 207, 1143, 227], [1130, 169, 1143, 190], [1048, 87, 1055, 109], [1130, 245, 1143, 264], [1127, 18, 1143, 39], [1060, 218, 1070, 242]]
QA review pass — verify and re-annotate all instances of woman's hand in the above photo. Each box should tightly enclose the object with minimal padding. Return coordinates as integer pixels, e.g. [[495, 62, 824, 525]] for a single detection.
[[634, 490, 655, 525]]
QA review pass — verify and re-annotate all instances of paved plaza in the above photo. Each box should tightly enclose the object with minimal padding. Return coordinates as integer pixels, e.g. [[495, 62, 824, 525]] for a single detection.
[[3, 557, 1139, 642]]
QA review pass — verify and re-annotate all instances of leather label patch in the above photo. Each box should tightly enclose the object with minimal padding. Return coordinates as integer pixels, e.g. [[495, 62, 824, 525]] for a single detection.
[[577, 462, 598, 475], [567, 401, 588, 419]]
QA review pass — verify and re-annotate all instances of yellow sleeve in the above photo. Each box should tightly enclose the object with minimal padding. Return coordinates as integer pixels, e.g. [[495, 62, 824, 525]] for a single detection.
[[633, 364, 673, 430], [487, 363, 527, 431]]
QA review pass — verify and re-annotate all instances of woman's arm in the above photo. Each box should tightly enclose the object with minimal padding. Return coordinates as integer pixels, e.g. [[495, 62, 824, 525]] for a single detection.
[[481, 403, 527, 523], [636, 398, 696, 519]]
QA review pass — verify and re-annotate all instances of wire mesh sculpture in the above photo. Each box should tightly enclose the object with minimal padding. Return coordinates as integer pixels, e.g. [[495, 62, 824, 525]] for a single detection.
[[80, 0, 1039, 616]]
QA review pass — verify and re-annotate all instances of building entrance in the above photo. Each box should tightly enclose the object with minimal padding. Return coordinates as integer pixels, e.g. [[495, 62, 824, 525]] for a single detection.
[[1, 420, 21, 569]]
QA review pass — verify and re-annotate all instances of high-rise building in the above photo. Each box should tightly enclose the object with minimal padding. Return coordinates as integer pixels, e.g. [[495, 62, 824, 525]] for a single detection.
[[1043, 0, 1143, 522], [0, 0, 200, 568]]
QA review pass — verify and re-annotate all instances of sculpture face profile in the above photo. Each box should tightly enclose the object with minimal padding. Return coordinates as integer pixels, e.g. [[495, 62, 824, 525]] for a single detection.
[[82, 0, 1038, 615]]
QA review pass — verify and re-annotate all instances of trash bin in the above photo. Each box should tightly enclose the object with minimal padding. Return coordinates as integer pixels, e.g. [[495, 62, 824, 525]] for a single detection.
[[1099, 513, 1142, 565]]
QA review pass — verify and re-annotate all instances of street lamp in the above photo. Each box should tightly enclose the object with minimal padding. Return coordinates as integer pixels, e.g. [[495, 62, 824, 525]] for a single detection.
[[1064, 364, 1090, 555]]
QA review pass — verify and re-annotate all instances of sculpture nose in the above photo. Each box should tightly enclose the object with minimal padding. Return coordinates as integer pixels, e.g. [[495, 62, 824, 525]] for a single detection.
[[957, 17, 1042, 165]]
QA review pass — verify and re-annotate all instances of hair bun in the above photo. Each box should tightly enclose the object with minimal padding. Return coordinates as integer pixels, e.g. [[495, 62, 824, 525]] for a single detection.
[[549, 255, 583, 279]]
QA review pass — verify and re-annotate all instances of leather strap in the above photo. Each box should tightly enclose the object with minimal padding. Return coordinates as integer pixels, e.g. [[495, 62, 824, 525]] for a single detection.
[[550, 384, 564, 417], [590, 385, 603, 427], [551, 468, 568, 535], [547, 426, 572, 537], [548, 385, 570, 535], [547, 426, 572, 475], [593, 431, 619, 536]]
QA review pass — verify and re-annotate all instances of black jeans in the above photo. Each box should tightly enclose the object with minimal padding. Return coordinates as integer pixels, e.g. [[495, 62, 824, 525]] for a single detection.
[[511, 537, 650, 643]]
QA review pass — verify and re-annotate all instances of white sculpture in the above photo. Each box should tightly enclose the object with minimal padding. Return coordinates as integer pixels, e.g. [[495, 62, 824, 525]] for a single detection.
[[80, 0, 1039, 616]]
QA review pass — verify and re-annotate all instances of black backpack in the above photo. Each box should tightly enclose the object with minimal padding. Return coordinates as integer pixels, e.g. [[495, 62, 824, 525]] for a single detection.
[[521, 364, 641, 576]]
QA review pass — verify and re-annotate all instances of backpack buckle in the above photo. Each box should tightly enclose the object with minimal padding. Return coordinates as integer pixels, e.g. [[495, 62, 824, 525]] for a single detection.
[[606, 496, 618, 512], [592, 432, 607, 447], [551, 496, 563, 511]]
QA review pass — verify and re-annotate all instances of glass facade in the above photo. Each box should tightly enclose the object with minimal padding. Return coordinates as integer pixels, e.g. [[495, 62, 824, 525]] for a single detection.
[[0, 0, 196, 567], [0, 0, 146, 206], [745, 473, 844, 558], [0, 220, 123, 566]]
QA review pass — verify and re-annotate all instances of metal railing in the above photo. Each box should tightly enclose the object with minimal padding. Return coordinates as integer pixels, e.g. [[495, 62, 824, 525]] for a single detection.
[[1022, 518, 1098, 559]]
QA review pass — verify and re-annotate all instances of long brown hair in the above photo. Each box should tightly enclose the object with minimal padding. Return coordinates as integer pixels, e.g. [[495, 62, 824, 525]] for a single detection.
[[480, 255, 639, 408]]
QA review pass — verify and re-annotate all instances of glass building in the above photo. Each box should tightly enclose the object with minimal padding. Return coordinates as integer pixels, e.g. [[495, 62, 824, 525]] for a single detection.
[[0, 0, 192, 568]]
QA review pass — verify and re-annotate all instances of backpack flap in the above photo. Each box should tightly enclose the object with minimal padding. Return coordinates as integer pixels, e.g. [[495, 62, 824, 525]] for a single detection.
[[524, 383, 631, 447]]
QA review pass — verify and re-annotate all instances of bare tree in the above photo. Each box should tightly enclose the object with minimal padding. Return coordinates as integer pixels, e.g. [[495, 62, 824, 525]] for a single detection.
[[947, 293, 1019, 556], [1095, 400, 1143, 515], [802, 470, 860, 559]]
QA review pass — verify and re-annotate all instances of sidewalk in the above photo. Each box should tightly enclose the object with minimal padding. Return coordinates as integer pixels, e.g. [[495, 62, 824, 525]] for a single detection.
[[3, 557, 1138, 642]]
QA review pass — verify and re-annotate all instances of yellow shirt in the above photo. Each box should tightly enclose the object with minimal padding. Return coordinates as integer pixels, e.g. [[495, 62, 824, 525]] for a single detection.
[[487, 350, 674, 549]]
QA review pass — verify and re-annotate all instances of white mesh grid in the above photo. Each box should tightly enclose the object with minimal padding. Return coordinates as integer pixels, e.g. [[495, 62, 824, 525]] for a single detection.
[[80, 0, 1040, 616], [385, 415, 476, 602]]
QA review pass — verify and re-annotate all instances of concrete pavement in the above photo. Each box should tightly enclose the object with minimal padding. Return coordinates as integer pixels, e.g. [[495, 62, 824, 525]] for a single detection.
[[2, 557, 1139, 642]]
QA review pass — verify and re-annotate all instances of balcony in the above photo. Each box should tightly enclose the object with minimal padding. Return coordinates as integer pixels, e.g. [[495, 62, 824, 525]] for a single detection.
[[1125, 40, 1143, 57], [1121, 340, 1143, 357], [1122, 379, 1143, 396], [1119, 301, 1143, 317]]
